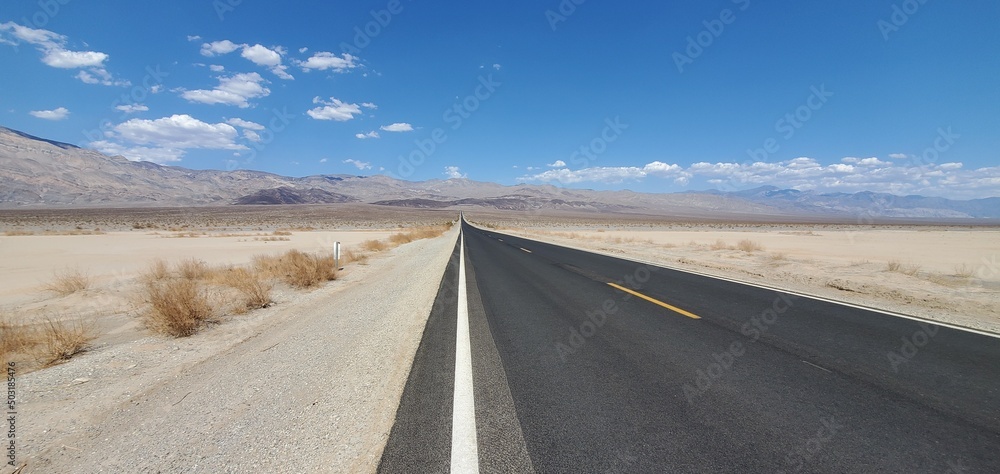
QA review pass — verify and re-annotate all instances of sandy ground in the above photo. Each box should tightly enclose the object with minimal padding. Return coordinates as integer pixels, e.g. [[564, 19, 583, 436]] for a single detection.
[[3, 225, 460, 473], [487, 224, 1000, 334], [0, 230, 396, 307]]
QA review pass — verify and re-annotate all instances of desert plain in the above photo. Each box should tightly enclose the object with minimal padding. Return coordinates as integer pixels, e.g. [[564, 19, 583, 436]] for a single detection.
[[1, 205, 998, 472]]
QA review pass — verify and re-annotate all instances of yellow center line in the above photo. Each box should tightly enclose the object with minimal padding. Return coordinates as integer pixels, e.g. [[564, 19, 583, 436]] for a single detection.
[[607, 283, 702, 320]]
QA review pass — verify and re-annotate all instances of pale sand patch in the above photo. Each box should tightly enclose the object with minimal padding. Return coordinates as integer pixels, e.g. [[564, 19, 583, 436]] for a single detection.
[[0, 230, 394, 306], [495, 226, 1000, 333]]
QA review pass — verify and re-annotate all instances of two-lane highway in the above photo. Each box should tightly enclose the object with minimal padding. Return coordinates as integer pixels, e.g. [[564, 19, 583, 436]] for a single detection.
[[379, 219, 1000, 473]]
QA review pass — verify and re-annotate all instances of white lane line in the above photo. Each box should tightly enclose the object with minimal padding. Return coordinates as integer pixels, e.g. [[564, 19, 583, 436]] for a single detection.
[[451, 232, 480, 473], [802, 360, 832, 373], [520, 247, 532, 253]]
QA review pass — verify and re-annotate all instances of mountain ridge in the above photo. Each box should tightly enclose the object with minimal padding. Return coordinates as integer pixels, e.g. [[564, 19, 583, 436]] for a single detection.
[[1, 126, 997, 219]]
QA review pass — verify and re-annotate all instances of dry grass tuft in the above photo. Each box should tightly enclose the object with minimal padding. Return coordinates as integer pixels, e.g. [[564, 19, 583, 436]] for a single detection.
[[1, 316, 93, 368], [254, 250, 337, 288], [362, 239, 390, 252], [44, 268, 91, 295], [217, 267, 273, 310], [35, 319, 92, 366], [343, 249, 369, 266], [737, 239, 764, 253], [954, 264, 975, 279], [142, 277, 214, 337], [886, 259, 921, 276], [710, 239, 729, 251], [177, 258, 209, 280]]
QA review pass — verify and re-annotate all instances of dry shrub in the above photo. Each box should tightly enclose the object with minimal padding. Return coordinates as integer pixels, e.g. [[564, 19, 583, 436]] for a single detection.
[[737, 239, 763, 253], [769, 252, 787, 262], [255, 250, 337, 288], [3, 230, 35, 236], [177, 258, 209, 280], [954, 264, 975, 278], [710, 239, 729, 251], [885, 260, 920, 276], [272, 230, 293, 236], [362, 239, 389, 252], [218, 267, 272, 310], [35, 319, 92, 366], [389, 233, 414, 245], [44, 268, 90, 295], [343, 249, 369, 265], [1, 316, 92, 368], [142, 277, 214, 337], [145, 259, 170, 282]]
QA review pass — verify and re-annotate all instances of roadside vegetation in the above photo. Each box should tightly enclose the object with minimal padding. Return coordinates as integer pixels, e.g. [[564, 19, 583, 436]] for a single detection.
[[1, 315, 93, 370]]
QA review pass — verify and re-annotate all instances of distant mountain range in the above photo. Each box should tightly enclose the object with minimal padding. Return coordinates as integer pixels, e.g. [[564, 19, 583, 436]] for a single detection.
[[1, 126, 997, 220]]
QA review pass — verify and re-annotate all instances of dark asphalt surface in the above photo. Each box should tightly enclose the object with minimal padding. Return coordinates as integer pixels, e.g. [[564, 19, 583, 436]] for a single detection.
[[379, 220, 1000, 473]]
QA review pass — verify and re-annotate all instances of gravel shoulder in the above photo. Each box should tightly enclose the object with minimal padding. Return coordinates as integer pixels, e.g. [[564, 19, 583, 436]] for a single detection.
[[6, 225, 459, 473]]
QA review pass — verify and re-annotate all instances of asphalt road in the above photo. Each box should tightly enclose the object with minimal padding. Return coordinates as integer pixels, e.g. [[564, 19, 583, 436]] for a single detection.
[[380, 219, 1000, 473]]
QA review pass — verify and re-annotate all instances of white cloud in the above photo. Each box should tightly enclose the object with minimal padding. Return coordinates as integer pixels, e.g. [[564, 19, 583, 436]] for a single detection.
[[29, 107, 70, 120], [298, 47, 308, 54], [361, 102, 377, 110], [343, 159, 371, 170], [241, 44, 281, 66], [355, 131, 380, 139], [493, 63, 502, 70], [227, 118, 265, 130], [240, 43, 293, 80], [380, 122, 414, 132], [888, 153, 909, 160], [200, 40, 240, 56], [187, 35, 202, 42], [319, 158, 327, 163], [209, 64, 225, 72], [91, 114, 249, 164], [115, 104, 149, 114], [307, 97, 363, 121], [0, 22, 126, 86], [444, 166, 467, 179], [521, 157, 1000, 198], [90, 141, 183, 164], [547, 160, 566, 168], [180, 72, 270, 108], [109, 114, 246, 150], [243, 130, 262, 142], [297, 52, 358, 72]]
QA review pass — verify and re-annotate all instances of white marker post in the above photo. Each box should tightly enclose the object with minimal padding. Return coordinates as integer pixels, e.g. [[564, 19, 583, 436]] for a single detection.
[[334, 241, 342, 270]]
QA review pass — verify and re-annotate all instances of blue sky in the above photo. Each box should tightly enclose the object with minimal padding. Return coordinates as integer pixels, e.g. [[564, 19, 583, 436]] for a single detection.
[[1, 1, 998, 198]]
